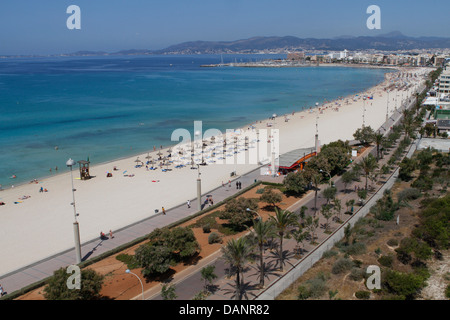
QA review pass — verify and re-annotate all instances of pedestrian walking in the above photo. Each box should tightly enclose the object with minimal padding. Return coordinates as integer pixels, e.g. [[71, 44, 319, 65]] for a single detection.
[[162, 207, 166, 215], [228, 180, 231, 187], [236, 181, 239, 189], [109, 230, 114, 239], [238, 181, 242, 189], [0, 284, 5, 297], [187, 200, 191, 208]]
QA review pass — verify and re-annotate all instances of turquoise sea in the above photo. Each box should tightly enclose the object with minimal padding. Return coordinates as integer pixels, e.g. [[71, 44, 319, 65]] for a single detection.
[[0, 54, 389, 187]]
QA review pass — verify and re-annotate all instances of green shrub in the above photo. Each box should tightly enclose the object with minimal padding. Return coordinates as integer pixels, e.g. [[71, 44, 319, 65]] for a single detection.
[[322, 250, 338, 259], [349, 267, 365, 281], [332, 258, 354, 274], [341, 242, 367, 256], [208, 232, 222, 244], [306, 278, 327, 298], [355, 291, 370, 300], [202, 224, 211, 233], [383, 270, 426, 299], [397, 188, 421, 203], [446, 284, 450, 299], [297, 285, 310, 300], [378, 255, 394, 268]]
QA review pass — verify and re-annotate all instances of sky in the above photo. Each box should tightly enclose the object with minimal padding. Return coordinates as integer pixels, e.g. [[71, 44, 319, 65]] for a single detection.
[[0, 0, 449, 55]]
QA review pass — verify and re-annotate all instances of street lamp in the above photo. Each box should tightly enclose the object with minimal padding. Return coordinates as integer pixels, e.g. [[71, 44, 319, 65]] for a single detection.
[[319, 169, 332, 187], [362, 96, 367, 127], [386, 90, 390, 122], [246, 208, 262, 221], [197, 164, 202, 211], [125, 269, 145, 300], [66, 158, 82, 265]]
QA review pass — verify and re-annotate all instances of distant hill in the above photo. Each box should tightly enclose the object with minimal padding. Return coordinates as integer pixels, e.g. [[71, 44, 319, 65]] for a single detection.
[[151, 32, 450, 54]]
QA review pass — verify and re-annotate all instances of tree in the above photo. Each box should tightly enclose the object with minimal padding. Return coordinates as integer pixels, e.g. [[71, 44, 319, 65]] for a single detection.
[[292, 228, 308, 256], [319, 146, 351, 174], [147, 227, 200, 262], [44, 267, 104, 300], [135, 244, 174, 276], [353, 126, 375, 146], [357, 154, 378, 190], [200, 265, 218, 292], [161, 283, 177, 300], [323, 186, 337, 204], [221, 237, 254, 300], [399, 157, 417, 181], [341, 171, 354, 193], [357, 189, 368, 205], [259, 187, 283, 210], [332, 198, 342, 222], [383, 270, 426, 300], [250, 219, 276, 288], [321, 204, 333, 233], [283, 171, 308, 194], [269, 208, 298, 271], [374, 132, 385, 160], [305, 215, 319, 244], [395, 237, 433, 265], [223, 197, 259, 228], [345, 199, 355, 214]]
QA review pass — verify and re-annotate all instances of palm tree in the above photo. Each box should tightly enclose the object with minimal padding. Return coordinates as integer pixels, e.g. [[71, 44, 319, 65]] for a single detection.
[[221, 237, 253, 300], [311, 173, 323, 216], [358, 154, 378, 190], [250, 219, 275, 288], [269, 208, 297, 272], [374, 132, 384, 161]]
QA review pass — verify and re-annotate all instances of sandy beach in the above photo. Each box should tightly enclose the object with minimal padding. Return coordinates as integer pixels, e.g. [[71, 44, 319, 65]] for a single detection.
[[0, 66, 431, 277]]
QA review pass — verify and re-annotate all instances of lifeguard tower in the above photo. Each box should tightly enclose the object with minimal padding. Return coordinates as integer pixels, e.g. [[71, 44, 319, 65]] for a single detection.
[[78, 160, 91, 180]]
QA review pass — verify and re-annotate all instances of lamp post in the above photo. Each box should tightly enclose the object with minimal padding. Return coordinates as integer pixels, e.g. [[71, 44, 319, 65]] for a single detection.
[[362, 96, 367, 127], [320, 169, 332, 187], [66, 158, 82, 265], [197, 164, 202, 211], [386, 90, 390, 122], [125, 269, 144, 300], [246, 208, 262, 221]]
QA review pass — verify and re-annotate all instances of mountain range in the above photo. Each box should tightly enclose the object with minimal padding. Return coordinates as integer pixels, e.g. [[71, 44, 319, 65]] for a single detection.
[[148, 32, 450, 54]]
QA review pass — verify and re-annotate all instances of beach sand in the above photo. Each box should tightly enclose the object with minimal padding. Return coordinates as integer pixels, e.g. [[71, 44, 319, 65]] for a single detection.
[[0, 66, 431, 277]]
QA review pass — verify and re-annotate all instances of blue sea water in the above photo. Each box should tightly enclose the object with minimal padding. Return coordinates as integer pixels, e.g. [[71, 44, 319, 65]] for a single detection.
[[0, 54, 389, 187]]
